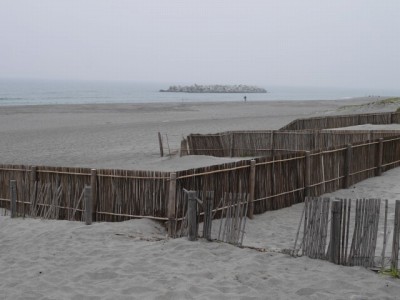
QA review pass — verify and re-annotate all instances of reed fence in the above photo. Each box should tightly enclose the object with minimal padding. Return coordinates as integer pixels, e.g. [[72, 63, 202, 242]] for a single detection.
[[294, 197, 400, 270], [2, 134, 400, 238], [182, 130, 400, 157], [280, 111, 400, 131], [2, 110, 400, 241], [171, 135, 400, 238], [0, 165, 171, 222]]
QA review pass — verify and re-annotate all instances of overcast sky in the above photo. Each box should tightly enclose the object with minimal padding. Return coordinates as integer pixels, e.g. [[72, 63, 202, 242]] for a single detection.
[[0, 0, 399, 89]]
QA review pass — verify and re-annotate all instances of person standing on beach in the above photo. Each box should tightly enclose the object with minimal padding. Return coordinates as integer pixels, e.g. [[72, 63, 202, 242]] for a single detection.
[[244, 96, 247, 102]]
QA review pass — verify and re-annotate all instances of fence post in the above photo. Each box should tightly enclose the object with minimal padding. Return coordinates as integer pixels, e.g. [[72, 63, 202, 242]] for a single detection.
[[167, 173, 177, 237], [376, 138, 384, 176], [247, 160, 256, 219], [91, 169, 97, 222], [305, 151, 311, 197], [187, 191, 198, 241], [10, 180, 17, 218], [158, 132, 164, 157], [84, 186, 92, 225], [203, 192, 213, 241], [329, 200, 342, 264], [344, 144, 352, 189], [391, 200, 400, 270]]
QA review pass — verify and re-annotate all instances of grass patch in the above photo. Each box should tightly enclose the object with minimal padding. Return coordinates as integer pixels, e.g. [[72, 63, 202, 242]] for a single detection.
[[379, 267, 400, 279]]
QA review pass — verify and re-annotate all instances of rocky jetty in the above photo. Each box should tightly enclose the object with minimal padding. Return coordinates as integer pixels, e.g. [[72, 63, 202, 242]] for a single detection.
[[160, 84, 267, 93]]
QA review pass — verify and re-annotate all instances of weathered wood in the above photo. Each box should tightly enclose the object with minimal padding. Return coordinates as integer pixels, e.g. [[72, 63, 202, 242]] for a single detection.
[[376, 138, 384, 176], [344, 199, 351, 265], [247, 160, 256, 219], [370, 199, 381, 267], [381, 199, 388, 269], [344, 144, 352, 188], [341, 199, 347, 265], [10, 180, 17, 218], [230, 133, 235, 157], [349, 199, 361, 265], [84, 186, 92, 225], [329, 200, 342, 264], [302, 197, 309, 254], [29, 166, 38, 217], [187, 191, 198, 241], [203, 192, 213, 241], [391, 200, 400, 270], [158, 132, 164, 157], [90, 169, 97, 222], [167, 173, 177, 237], [292, 201, 305, 255], [304, 152, 311, 197]]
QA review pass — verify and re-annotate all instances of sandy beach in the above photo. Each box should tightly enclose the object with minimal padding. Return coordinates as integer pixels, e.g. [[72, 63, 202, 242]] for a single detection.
[[1, 97, 400, 299], [0, 96, 390, 171]]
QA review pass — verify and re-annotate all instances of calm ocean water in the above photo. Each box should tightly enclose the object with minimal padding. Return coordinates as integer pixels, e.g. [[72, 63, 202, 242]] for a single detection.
[[0, 79, 399, 106]]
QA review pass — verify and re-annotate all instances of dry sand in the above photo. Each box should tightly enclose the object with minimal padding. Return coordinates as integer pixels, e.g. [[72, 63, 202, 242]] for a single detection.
[[1, 97, 400, 299], [0, 97, 386, 171]]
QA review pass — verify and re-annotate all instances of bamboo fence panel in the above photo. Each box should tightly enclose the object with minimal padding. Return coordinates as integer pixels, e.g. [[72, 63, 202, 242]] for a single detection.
[[382, 137, 400, 172], [358, 113, 392, 125], [325, 115, 362, 129], [319, 148, 346, 194], [34, 166, 91, 221], [350, 142, 378, 185], [186, 133, 231, 156], [280, 112, 398, 131], [184, 130, 400, 156], [392, 112, 400, 123], [299, 198, 382, 268], [95, 169, 170, 222], [174, 159, 250, 235], [0, 164, 30, 216], [230, 131, 273, 157], [273, 131, 316, 151], [253, 156, 275, 213], [253, 153, 306, 212], [308, 151, 325, 196]]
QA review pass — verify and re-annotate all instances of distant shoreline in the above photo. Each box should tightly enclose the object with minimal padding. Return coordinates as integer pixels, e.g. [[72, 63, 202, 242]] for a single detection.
[[160, 84, 267, 93]]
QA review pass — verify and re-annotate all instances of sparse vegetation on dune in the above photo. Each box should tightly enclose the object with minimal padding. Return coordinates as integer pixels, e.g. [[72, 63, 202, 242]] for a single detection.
[[338, 97, 400, 111]]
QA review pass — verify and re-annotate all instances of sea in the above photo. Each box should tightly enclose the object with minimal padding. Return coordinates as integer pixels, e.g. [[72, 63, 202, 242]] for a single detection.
[[0, 79, 399, 106]]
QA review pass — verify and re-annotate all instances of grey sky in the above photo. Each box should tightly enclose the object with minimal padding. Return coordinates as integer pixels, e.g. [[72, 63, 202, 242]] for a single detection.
[[0, 0, 399, 88]]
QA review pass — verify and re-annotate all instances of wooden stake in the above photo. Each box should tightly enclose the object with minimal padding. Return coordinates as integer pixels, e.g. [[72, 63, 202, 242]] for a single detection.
[[158, 132, 164, 157], [247, 160, 256, 219], [341, 199, 347, 265], [84, 186, 92, 225], [381, 199, 388, 269], [344, 199, 351, 265], [187, 191, 197, 241], [305, 152, 311, 197], [10, 180, 17, 218], [329, 200, 342, 264], [30, 166, 38, 217], [91, 169, 97, 222], [391, 200, 400, 270], [167, 173, 177, 237], [203, 192, 213, 241]]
